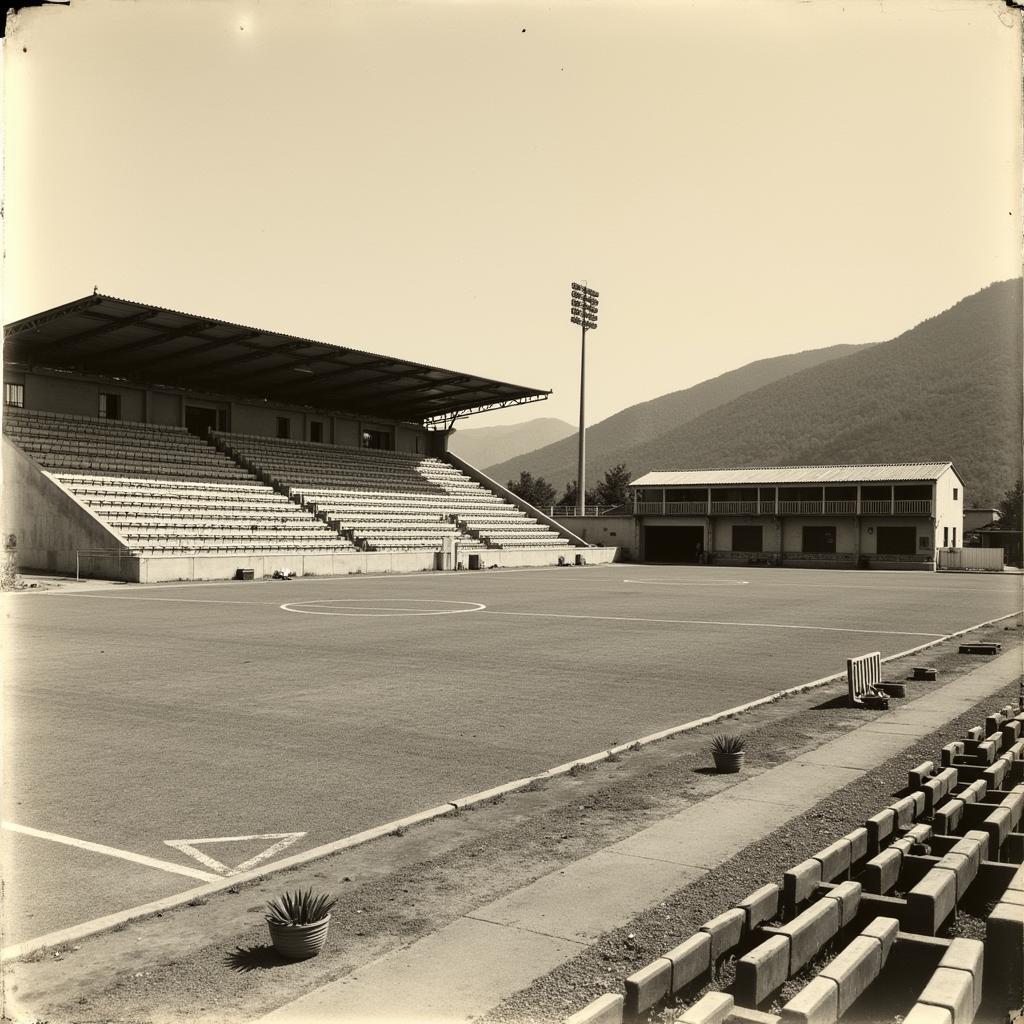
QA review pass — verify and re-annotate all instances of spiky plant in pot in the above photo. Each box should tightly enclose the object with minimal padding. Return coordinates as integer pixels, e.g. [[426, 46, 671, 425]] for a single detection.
[[265, 888, 338, 960], [711, 734, 745, 773]]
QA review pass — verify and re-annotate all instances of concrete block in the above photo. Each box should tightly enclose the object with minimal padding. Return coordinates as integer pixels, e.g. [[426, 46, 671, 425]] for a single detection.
[[778, 898, 840, 974], [947, 834, 985, 877], [910, 761, 936, 788], [986, 902, 1024, 1007], [933, 799, 964, 836], [1002, 721, 1021, 745], [935, 767, 958, 796], [912, 666, 938, 681], [818, 935, 881, 1016], [961, 829, 991, 860], [959, 780, 987, 803], [738, 883, 781, 932], [844, 827, 869, 868], [907, 869, 957, 935], [902, 1004, 953, 1024], [982, 760, 1007, 790], [819, 880, 861, 928], [860, 915, 899, 966], [979, 805, 1012, 851], [917, 967, 972, 1024], [565, 994, 624, 1024], [1002, 890, 1024, 905], [784, 859, 822, 914], [965, 727, 984, 742], [866, 808, 896, 852], [931, 852, 976, 903], [922, 779, 944, 814], [906, 823, 933, 846], [625, 957, 672, 1015], [890, 796, 917, 829], [779, 976, 838, 1024], [976, 740, 997, 766], [678, 991, 734, 1024], [1007, 863, 1024, 894], [941, 742, 963, 767], [665, 931, 712, 993], [700, 907, 745, 962], [736, 934, 790, 1006], [998, 788, 1023, 829], [909, 790, 928, 820], [938, 938, 984, 1016], [729, 1009, 782, 1024], [813, 840, 851, 882], [985, 713, 1007, 735], [862, 848, 902, 895]]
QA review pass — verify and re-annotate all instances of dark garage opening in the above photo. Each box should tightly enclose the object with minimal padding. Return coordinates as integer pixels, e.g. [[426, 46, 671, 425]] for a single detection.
[[644, 525, 704, 563], [876, 526, 917, 555]]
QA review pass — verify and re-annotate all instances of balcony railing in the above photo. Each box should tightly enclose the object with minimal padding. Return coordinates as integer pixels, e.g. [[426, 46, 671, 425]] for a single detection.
[[634, 497, 933, 516], [709, 501, 758, 514]]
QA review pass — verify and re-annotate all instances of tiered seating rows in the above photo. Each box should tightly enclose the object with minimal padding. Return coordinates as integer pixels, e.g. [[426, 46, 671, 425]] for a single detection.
[[4, 411, 353, 555], [215, 432, 572, 553]]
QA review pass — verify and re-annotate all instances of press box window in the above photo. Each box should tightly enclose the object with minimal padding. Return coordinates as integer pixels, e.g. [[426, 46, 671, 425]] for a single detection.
[[276, 417, 291, 440], [98, 393, 121, 420], [310, 421, 324, 443], [4, 383, 24, 408]]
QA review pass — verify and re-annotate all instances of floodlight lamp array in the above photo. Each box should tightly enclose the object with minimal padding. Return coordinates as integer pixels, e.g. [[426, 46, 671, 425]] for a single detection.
[[569, 281, 600, 330]]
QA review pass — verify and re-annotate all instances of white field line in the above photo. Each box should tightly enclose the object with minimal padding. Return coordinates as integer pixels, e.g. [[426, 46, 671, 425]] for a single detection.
[[50, 594, 282, 606], [280, 598, 486, 617], [622, 579, 750, 587], [623, 576, 1021, 594], [3, 607, 1020, 963], [1, 822, 220, 882], [164, 832, 307, 875], [481, 609, 946, 638], [25, 562, 617, 598]]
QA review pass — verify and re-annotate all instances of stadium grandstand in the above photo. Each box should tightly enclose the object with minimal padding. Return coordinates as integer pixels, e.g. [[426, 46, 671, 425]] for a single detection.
[[1, 293, 616, 582]]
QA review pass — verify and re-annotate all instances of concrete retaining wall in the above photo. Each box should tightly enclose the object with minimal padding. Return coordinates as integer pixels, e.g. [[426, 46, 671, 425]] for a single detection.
[[1, 436, 135, 580]]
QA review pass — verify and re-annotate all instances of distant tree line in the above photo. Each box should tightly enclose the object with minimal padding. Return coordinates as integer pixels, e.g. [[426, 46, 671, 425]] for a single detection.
[[507, 463, 632, 509]]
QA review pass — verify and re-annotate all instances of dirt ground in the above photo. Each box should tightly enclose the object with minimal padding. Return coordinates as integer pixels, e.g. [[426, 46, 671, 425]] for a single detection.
[[3, 615, 1020, 1024]]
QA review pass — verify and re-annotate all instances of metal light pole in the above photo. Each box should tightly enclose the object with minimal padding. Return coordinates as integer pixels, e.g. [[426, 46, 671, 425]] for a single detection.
[[570, 282, 599, 515]]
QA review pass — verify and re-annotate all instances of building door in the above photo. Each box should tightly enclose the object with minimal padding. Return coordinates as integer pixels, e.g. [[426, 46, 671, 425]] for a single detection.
[[876, 526, 916, 555], [644, 525, 704, 563], [185, 406, 219, 437]]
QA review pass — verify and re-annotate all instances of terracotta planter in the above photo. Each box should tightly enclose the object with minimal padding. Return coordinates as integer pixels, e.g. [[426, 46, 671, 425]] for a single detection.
[[712, 751, 745, 774], [268, 915, 331, 960]]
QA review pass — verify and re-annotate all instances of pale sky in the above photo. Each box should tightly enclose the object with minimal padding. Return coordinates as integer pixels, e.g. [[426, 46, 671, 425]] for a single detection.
[[3, 0, 1021, 427]]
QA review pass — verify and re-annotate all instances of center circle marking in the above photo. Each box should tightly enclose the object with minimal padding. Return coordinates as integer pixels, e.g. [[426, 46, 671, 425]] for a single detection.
[[280, 598, 487, 617]]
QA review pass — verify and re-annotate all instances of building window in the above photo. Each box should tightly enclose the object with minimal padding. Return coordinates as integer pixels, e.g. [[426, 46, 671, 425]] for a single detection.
[[943, 526, 949, 547], [276, 417, 290, 440], [952, 527, 957, 547], [802, 525, 837, 554], [99, 393, 121, 420], [310, 421, 324, 444], [953, 488, 958, 500], [4, 383, 24, 408], [920, 536, 931, 549], [732, 524, 763, 552], [217, 409, 229, 432]]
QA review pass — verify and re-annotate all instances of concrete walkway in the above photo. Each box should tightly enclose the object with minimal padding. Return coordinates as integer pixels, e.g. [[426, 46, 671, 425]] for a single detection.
[[254, 650, 1023, 1024]]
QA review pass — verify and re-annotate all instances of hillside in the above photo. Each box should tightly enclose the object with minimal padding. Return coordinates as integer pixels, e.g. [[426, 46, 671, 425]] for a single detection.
[[448, 417, 575, 469], [588, 279, 1024, 507], [483, 344, 871, 489]]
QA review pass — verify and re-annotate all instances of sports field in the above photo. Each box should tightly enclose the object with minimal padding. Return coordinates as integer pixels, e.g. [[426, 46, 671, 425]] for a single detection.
[[2, 563, 1020, 947]]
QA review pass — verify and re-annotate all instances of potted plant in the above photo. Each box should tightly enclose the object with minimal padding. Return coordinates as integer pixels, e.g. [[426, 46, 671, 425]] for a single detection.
[[265, 888, 337, 960], [711, 734, 745, 773]]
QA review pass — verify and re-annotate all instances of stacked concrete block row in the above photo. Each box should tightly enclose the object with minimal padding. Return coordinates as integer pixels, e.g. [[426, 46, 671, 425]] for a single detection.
[[564, 703, 1024, 1024]]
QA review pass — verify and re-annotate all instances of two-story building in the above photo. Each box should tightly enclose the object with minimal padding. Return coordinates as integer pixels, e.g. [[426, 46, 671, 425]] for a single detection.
[[628, 463, 965, 569]]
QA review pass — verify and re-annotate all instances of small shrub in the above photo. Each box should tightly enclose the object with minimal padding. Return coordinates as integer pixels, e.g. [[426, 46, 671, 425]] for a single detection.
[[265, 888, 337, 927], [710, 734, 745, 755]]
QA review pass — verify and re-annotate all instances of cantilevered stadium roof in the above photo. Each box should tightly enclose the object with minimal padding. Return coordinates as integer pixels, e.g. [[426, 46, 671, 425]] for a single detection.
[[3, 294, 550, 423], [631, 463, 960, 487]]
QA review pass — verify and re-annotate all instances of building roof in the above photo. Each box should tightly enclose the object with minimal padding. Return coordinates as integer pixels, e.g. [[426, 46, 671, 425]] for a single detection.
[[3, 294, 550, 423], [631, 463, 960, 488]]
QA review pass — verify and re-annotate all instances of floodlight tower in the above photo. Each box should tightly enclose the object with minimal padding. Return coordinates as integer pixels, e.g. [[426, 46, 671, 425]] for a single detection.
[[570, 281, 599, 515]]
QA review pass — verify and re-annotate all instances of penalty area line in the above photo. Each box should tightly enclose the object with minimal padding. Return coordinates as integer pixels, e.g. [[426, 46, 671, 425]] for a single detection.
[[481, 609, 946, 638], [1, 821, 220, 883]]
